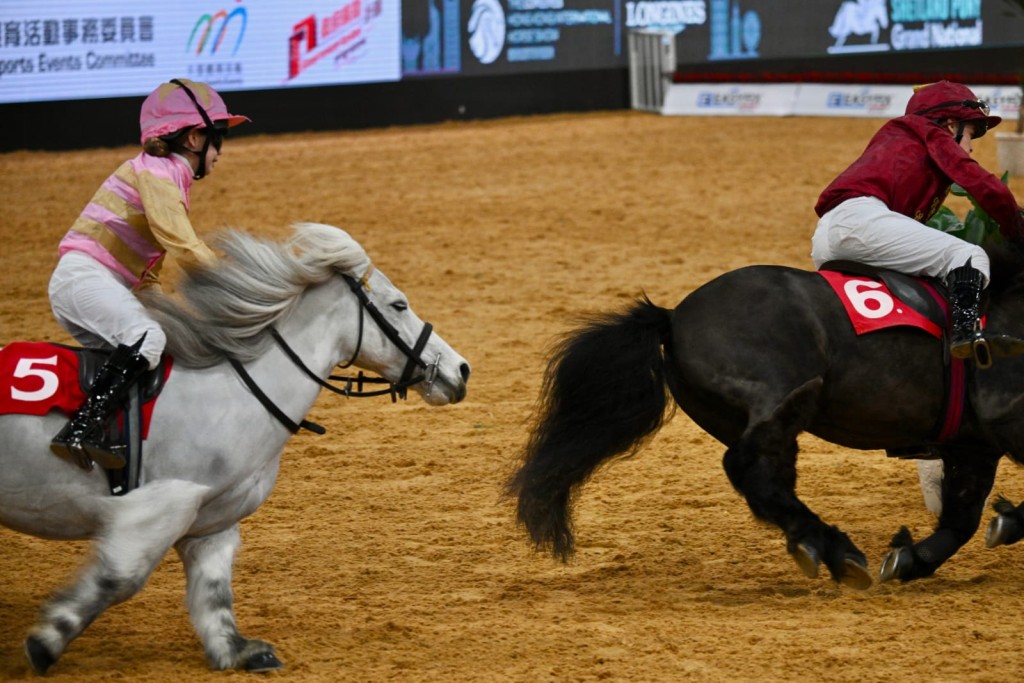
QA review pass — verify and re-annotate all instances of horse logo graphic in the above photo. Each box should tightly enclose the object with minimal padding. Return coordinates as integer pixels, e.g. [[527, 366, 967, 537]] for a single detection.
[[828, 0, 889, 52]]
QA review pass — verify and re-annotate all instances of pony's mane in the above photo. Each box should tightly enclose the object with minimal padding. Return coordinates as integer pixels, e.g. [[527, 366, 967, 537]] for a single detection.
[[140, 222, 371, 367], [985, 241, 1024, 298]]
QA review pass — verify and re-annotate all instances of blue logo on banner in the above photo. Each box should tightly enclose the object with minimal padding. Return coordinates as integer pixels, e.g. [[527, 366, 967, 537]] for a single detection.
[[826, 89, 892, 111]]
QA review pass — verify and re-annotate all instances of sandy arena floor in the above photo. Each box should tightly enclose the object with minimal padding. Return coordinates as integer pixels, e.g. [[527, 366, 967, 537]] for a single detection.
[[2, 111, 1024, 681]]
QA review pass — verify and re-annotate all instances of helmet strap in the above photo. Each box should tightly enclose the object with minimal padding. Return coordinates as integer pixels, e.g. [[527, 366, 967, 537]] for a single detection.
[[170, 79, 218, 180], [193, 133, 212, 179], [954, 121, 966, 145]]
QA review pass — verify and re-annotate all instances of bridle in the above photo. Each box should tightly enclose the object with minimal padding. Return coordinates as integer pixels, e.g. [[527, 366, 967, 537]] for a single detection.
[[228, 268, 439, 435], [332, 273, 437, 398]]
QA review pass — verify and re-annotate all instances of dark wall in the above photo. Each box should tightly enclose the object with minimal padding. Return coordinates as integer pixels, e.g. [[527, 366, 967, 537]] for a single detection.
[[3, 45, 1019, 153], [0, 68, 630, 153]]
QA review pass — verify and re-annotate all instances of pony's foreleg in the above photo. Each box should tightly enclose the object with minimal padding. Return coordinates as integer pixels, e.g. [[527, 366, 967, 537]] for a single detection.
[[175, 525, 283, 672], [24, 480, 208, 674], [722, 378, 872, 589], [881, 452, 1000, 582]]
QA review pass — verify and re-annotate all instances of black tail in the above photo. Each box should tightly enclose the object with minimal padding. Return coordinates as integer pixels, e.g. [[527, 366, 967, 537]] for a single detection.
[[506, 297, 675, 561]]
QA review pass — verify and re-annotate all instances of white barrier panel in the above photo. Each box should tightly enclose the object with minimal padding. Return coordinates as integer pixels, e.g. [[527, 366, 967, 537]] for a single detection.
[[971, 85, 1022, 122], [660, 83, 799, 116], [628, 30, 676, 113], [661, 82, 1021, 120]]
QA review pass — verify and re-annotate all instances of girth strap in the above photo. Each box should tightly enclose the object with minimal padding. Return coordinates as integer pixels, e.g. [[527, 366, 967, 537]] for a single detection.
[[936, 357, 967, 442]]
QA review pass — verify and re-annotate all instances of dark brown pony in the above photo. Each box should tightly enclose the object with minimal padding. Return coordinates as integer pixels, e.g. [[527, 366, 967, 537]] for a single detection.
[[507, 245, 1024, 589]]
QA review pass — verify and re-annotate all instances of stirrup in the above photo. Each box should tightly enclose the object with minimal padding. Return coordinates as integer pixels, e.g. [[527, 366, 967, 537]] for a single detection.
[[985, 334, 1024, 357], [973, 337, 992, 369], [82, 441, 127, 470], [949, 335, 993, 369], [50, 432, 95, 472]]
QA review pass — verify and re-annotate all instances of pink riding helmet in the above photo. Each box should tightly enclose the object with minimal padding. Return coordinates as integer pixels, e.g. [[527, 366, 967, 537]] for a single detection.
[[906, 80, 1001, 137], [139, 79, 249, 144]]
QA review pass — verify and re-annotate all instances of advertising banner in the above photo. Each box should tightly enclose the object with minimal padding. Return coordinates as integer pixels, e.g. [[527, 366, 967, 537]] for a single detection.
[[979, 84, 1024, 121], [671, 0, 1024, 65], [661, 82, 799, 115], [795, 84, 910, 118], [3, 1, 1023, 105], [791, 83, 1020, 120], [399, 0, 1024, 79], [0, 1, 401, 104], [401, 0, 625, 77]]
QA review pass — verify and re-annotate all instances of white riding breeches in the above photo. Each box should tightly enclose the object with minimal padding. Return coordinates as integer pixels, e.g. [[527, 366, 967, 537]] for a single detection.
[[49, 251, 166, 370], [811, 196, 990, 286]]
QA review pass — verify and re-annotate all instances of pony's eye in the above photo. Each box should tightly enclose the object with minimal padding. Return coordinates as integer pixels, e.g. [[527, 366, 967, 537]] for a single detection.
[[391, 301, 408, 312]]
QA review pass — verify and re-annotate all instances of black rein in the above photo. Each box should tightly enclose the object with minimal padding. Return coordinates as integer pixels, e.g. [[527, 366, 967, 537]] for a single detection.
[[228, 273, 435, 435]]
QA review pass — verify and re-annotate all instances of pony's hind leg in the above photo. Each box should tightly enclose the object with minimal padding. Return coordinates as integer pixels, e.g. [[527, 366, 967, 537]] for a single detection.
[[175, 524, 283, 672], [722, 378, 872, 589], [24, 480, 208, 674]]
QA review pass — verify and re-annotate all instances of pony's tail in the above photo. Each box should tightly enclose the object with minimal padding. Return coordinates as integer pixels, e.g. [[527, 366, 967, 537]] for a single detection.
[[506, 296, 675, 562]]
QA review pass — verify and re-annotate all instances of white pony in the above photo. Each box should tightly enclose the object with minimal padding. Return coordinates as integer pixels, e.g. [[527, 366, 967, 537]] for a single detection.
[[0, 222, 470, 674]]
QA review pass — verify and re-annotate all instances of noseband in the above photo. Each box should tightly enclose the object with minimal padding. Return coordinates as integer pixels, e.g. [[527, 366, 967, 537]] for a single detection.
[[228, 272, 438, 435]]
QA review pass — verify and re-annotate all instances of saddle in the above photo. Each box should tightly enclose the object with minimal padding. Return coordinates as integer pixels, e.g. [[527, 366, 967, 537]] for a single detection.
[[75, 346, 168, 402], [818, 261, 959, 458], [0, 342, 170, 496], [819, 261, 1024, 457], [819, 260, 947, 334]]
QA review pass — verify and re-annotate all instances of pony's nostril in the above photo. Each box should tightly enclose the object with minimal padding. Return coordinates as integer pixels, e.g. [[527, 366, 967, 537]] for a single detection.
[[459, 363, 471, 383]]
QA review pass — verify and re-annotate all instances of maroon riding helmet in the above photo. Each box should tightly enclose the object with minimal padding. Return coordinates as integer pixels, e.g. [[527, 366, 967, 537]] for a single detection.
[[906, 80, 1002, 141]]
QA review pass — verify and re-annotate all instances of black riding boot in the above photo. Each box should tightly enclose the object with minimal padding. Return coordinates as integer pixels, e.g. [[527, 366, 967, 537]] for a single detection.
[[50, 340, 150, 470], [946, 263, 988, 364]]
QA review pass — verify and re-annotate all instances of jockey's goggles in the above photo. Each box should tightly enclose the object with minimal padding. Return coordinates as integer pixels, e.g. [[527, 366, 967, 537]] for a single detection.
[[207, 124, 227, 152], [915, 99, 991, 117], [914, 99, 993, 139]]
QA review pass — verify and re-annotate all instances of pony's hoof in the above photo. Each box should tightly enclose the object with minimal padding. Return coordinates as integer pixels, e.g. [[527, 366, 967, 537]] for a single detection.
[[840, 557, 873, 590], [243, 650, 284, 673], [25, 635, 57, 675], [879, 546, 913, 583], [791, 543, 820, 579], [986, 514, 1020, 548]]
